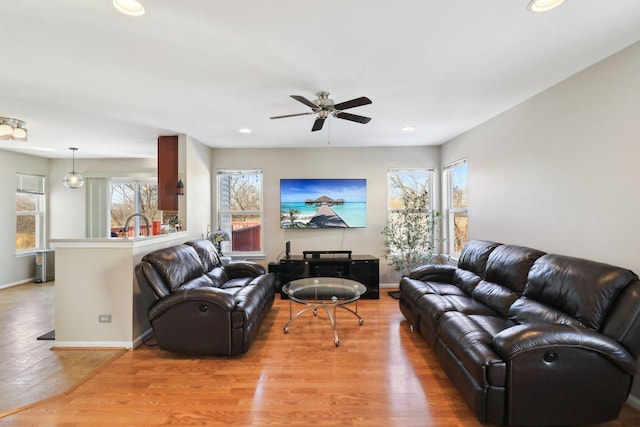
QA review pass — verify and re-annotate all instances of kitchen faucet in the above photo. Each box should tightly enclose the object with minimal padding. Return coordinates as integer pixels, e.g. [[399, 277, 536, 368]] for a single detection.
[[123, 213, 150, 237]]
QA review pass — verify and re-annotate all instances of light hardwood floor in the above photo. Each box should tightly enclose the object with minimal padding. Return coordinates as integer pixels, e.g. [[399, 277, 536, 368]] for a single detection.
[[1, 288, 640, 426], [0, 282, 124, 415]]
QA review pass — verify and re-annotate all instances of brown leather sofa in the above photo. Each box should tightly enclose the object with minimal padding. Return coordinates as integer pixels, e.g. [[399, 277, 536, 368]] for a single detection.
[[135, 239, 275, 355], [399, 240, 640, 426]]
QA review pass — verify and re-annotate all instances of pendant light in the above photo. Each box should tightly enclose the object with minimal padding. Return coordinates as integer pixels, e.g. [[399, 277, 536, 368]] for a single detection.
[[63, 147, 85, 189]]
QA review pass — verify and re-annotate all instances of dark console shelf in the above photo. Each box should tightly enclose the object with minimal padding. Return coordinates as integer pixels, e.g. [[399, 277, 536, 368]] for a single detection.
[[277, 254, 379, 299]]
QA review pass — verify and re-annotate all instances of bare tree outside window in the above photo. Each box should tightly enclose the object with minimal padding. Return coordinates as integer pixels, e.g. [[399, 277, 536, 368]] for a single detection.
[[445, 160, 468, 256], [110, 181, 159, 236], [383, 169, 443, 273], [218, 170, 263, 254], [16, 174, 45, 252]]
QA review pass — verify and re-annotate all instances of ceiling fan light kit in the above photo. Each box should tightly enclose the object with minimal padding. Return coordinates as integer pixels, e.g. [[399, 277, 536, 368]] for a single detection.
[[111, 0, 146, 17], [270, 91, 372, 132], [0, 117, 28, 141], [528, 0, 565, 13]]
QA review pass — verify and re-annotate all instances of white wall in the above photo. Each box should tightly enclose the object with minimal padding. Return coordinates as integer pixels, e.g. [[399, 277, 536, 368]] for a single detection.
[[182, 135, 212, 240], [49, 157, 157, 239], [211, 146, 440, 283], [0, 151, 49, 286], [441, 41, 640, 397]]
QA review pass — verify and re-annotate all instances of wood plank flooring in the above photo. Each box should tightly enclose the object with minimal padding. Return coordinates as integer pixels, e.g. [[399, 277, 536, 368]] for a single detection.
[[0, 283, 124, 415], [1, 289, 640, 425]]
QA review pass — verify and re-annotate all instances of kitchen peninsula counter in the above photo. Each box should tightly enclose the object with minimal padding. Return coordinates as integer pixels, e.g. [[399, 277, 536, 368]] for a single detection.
[[51, 232, 188, 348]]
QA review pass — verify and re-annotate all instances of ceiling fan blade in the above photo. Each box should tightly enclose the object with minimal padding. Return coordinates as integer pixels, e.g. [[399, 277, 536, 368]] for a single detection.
[[333, 96, 372, 111], [334, 112, 371, 124], [270, 112, 314, 119], [311, 118, 325, 132], [291, 95, 318, 110]]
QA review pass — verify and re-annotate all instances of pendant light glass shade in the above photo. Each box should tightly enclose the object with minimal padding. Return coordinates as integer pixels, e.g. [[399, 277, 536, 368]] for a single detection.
[[63, 147, 85, 189]]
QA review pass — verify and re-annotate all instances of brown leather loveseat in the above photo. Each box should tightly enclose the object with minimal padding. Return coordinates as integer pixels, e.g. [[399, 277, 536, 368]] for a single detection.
[[399, 240, 640, 426], [135, 239, 275, 355]]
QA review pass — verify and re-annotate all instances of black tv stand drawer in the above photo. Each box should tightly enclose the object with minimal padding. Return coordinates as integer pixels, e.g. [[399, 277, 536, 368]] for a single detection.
[[279, 254, 379, 299]]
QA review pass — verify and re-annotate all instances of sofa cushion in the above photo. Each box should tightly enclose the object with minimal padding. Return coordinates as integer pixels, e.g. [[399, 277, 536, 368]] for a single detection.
[[176, 275, 216, 291], [508, 296, 584, 327], [221, 277, 254, 289], [206, 267, 229, 288], [524, 254, 637, 330], [453, 269, 483, 295], [458, 240, 501, 277], [185, 239, 221, 272], [416, 293, 499, 331], [437, 311, 507, 387], [472, 280, 520, 318], [143, 245, 204, 292], [483, 245, 546, 294]]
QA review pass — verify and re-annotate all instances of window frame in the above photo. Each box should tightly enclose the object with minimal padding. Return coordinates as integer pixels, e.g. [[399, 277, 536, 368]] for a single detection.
[[16, 173, 46, 254], [216, 169, 264, 258], [443, 159, 468, 260]]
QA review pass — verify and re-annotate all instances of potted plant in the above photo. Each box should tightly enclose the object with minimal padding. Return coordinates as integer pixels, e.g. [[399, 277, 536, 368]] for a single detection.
[[381, 189, 444, 276]]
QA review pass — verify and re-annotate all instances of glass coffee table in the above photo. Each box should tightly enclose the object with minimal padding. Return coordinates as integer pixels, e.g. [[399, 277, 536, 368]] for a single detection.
[[282, 277, 366, 346]]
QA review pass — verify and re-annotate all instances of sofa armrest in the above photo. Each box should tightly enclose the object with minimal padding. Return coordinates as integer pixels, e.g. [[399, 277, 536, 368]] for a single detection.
[[148, 287, 236, 321], [493, 323, 637, 374], [225, 261, 266, 279], [408, 264, 456, 282]]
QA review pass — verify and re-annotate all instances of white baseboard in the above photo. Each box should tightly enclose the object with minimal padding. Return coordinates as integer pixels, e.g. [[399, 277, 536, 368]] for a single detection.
[[0, 278, 35, 290], [627, 394, 640, 410], [53, 341, 132, 349], [379, 282, 398, 289]]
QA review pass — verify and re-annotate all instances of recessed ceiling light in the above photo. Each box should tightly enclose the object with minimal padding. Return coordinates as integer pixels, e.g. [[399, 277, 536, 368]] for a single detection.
[[111, 0, 146, 17], [401, 126, 416, 132], [238, 128, 252, 134], [528, 0, 565, 13]]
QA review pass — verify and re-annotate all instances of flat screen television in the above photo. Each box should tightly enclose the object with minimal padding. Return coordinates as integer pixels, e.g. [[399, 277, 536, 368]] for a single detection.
[[280, 178, 366, 229]]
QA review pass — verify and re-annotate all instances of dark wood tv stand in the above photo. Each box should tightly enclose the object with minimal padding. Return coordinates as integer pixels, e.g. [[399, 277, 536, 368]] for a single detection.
[[278, 251, 379, 299]]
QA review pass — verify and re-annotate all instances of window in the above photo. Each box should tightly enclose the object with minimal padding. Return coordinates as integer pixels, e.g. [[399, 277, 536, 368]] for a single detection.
[[16, 174, 45, 253], [217, 169, 263, 255], [384, 168, 440, 270], [444, 159, 468, 258], [110, 179, 160, 237], [387, 168, 434, 211]]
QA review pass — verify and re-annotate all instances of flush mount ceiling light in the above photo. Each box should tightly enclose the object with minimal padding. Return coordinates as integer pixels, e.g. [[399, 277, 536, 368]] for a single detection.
[[238, 128, 252, 134], [528, 0, 565, 12], [111, 0, 146, 17], [0, 117, 28, 141], [401, 126, 416, 132], [63, 147, 85, 189]]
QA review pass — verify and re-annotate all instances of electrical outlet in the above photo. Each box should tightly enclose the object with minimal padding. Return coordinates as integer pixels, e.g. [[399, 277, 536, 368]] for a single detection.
[[99, 314, 112, 323]]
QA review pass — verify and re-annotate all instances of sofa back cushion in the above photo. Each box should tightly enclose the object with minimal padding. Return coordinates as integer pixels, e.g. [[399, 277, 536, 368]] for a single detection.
[[458, 240, 502, 277], [185, 239, 221, 272], [484, 245, 546, 294], [509, 296, 585, 327], [524, 254, 638, 330], [471, 245, 546, 317], [142, 245, 204, 293]]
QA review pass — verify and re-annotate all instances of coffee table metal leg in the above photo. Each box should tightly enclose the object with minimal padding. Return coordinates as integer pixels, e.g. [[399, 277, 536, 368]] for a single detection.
[[283, 299, 364, 345], [338, 304, 365, 325], [321, 304, 340, 346], [284, 304, 320, 334]]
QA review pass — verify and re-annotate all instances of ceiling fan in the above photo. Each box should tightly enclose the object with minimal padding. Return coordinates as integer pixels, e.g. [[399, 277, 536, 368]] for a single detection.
[[270, 91, 372, 132]]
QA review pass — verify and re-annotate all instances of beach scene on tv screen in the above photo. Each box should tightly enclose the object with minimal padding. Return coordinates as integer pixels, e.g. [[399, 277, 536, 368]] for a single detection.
[[280, 179, 367, 228]]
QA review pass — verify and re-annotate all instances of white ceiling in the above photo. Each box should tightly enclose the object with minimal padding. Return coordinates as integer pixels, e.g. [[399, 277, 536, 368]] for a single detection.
[[1, 0, 639, 159]]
